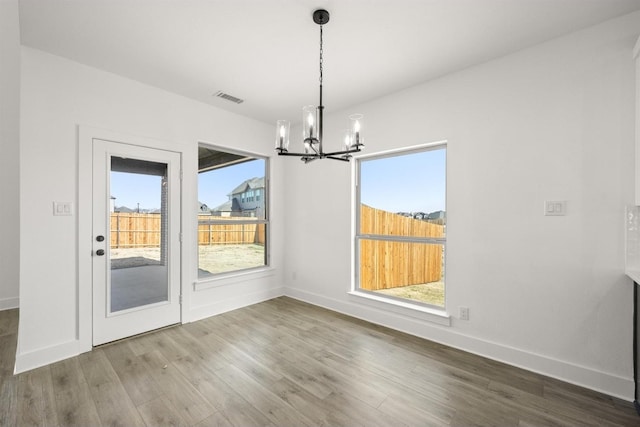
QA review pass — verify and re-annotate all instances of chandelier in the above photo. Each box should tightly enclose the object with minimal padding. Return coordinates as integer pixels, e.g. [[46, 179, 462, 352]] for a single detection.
[[275, 9, 364, 163]]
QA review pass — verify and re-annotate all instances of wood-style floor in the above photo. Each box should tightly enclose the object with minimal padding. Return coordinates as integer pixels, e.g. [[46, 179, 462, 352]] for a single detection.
[[0, 297, 638, 426]]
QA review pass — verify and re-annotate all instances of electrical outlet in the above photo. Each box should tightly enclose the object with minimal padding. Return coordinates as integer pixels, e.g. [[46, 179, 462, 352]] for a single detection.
[[544, 200, 566, 216], [459, 306, 470, 321]]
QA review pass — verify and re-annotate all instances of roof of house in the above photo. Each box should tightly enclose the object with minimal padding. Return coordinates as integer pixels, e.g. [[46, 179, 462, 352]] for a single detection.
[[229, 177, 264, 196], [212, 200, 233, 212], [427, 210, 446, 219]]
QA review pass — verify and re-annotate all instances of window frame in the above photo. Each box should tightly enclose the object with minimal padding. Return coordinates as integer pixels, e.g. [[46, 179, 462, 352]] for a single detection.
[[196, 143, 270, 282], [354, 142, 447, 311]]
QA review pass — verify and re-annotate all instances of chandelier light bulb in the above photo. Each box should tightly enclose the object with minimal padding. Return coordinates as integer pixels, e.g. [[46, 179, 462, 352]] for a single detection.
[[350, 114, 364, 147], [275, 120, 290, 152], [343, 129, 352, 150], [303, 105, 316, 141]]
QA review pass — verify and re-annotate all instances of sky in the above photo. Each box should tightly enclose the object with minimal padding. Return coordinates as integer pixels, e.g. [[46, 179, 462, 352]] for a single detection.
[[111, 149, 446, 213], [198, 159, 265, 208], [111, 159, 265, 210], [360, 147, 446, 213], [110, 172, 163, 210]]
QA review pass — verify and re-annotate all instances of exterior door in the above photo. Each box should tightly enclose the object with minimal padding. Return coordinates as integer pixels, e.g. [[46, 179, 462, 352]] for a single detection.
[[92, 139, 181, 345]]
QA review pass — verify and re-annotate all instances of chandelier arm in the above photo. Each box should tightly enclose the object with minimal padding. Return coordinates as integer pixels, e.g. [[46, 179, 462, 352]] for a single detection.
[[277, 152, 317, 157], [302, 156, 319, 164], [325, 156, 351, 162], [324, 147, 362, 156]]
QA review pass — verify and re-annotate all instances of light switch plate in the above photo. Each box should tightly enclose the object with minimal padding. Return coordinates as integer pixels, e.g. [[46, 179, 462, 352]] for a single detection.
[[53, 201, 73, 216], [544, 200, 566, 216]]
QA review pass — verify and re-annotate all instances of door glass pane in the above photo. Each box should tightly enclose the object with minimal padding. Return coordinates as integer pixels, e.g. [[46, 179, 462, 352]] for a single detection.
[[109, 157, 169, 313]]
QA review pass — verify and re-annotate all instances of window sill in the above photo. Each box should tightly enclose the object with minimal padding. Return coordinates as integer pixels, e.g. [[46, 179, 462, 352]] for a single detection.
[[348, 290, 451, 326], [194, 267, 275, 291]]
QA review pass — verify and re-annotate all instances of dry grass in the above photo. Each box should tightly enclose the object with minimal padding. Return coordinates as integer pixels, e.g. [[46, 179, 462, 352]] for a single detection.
[[198, 244, 265, 276], [375, 281, 445, 307], [110, 246, 443, 306], [110, 245, 266, 276]]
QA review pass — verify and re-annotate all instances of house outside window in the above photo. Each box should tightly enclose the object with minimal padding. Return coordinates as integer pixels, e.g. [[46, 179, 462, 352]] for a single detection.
[[197, 144, 268, 278], [355, 144, 446, 308]]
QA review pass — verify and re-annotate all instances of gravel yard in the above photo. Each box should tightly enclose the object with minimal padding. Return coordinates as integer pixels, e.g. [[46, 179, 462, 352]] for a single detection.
[[112, 245, 441, 306], [110, 245, 266, 276], [375, 281, 445, 307]]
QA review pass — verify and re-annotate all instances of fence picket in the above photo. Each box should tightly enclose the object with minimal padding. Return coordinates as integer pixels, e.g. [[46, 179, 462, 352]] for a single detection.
[[360, 205, 444, 291], [109, 213, 266, 248]]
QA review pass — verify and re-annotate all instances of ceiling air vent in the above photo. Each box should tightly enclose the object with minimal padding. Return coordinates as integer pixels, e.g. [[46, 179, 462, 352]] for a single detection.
[[214, 91, 244, 104]]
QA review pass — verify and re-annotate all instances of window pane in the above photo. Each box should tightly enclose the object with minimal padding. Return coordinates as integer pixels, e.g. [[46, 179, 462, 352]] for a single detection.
[[357, 146, 446, 308], [359, 239, 444, 307], [360, 148, 446, 236], [197, 145, 268, 277]]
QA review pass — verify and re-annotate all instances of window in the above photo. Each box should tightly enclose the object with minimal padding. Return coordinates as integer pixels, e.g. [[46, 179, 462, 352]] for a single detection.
[[356, 144, 446, 308], [197, 144, 268, 278]]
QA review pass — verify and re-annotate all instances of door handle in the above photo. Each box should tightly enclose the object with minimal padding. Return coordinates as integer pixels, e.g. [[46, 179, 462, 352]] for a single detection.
[[96, 249, 105, 256]]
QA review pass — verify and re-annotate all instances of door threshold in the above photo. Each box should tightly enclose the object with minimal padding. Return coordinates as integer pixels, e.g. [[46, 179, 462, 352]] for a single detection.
[[93, 322, 180, 349]]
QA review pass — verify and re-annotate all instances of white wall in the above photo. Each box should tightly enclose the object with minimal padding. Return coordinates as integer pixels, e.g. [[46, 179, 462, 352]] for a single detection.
[[16, 47, 284, 372], [0, 0, 21, 311], [283, 12, 640, 400], [14, 5, 640, 400]]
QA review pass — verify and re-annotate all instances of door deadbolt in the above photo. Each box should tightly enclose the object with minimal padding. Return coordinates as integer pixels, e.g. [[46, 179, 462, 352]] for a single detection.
[[96, 235, 105, 242]]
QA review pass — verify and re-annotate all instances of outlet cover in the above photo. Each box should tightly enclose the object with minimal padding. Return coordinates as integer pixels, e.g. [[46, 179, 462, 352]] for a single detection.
[[544, 200, 566, 216], [53, 201, 73, 216]]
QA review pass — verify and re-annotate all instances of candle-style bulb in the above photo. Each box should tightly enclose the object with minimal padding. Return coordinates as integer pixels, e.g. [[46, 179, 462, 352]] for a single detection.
[[343, 129, 352, 149], [307, 113, 314, 138], [303, 105, 316, 141], [349, 114, 364, 147], [275, 120, 290, 151]]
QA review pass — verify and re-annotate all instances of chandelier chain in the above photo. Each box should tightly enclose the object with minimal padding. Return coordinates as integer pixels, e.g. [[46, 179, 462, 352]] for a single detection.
[[319, 24, 323, 86]]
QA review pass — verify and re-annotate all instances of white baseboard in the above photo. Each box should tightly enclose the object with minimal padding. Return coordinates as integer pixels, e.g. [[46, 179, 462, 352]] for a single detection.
[[0, 296, 19, 311], [14, 339, 87, 374], [283, 286, 634, 402], [188, 286, 285, 323]]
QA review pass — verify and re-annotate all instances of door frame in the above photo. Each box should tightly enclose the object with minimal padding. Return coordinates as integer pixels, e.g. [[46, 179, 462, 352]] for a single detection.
[[78, 126, 185, 353], [92, 139, 181, 345]]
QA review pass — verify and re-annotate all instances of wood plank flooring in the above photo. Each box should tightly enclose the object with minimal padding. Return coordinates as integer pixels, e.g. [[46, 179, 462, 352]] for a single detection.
[[1, 297, 639, 426]]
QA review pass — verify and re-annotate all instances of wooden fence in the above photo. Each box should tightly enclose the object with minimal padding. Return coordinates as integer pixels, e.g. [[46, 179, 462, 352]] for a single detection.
[[197, 215, 265, 246], [110, 213, 161, 248], [111, 209, 441, 291], [109, 213, 265, 248], [360, 205, 444, 291]]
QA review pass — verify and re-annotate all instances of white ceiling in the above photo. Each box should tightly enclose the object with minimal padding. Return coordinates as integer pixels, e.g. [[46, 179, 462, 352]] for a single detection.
[[18, 0, 640, 125]]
